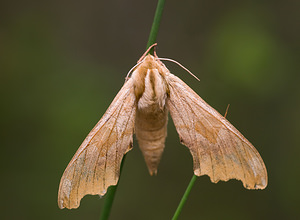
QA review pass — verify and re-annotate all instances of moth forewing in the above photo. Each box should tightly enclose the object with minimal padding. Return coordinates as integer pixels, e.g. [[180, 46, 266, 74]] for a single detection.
[[165, 72, 267, 189], [58, 78, 136, 209]]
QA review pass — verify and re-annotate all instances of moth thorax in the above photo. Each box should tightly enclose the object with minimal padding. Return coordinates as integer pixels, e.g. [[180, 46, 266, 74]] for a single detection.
[[136, 68, 167, 112]]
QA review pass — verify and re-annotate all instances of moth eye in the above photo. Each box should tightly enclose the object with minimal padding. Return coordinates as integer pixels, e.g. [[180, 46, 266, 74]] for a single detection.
[[179, 137, 185, 144], [129, 140, 133, 149]]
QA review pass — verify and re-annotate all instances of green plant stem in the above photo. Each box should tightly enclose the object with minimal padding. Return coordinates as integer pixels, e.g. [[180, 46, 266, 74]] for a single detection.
[[172, 175, 198, 220], [99, 155, 126, 220], [146, 0, 166, 54], [99, 1, 166, 219]]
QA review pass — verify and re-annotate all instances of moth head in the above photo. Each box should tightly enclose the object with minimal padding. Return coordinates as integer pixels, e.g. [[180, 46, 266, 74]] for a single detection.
[[131, 54, 169, 101], [143, 54, 169, 73]]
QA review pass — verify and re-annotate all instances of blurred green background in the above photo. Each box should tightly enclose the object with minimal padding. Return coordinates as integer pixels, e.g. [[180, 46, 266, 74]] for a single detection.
[[1, 0, 299, 219]]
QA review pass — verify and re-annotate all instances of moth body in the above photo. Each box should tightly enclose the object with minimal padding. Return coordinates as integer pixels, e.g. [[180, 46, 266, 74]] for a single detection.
[[132, 55, 169, 175]]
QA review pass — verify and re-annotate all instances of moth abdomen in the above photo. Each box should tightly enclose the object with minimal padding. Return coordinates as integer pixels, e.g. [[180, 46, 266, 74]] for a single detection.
[[135, 104, 168, 175]]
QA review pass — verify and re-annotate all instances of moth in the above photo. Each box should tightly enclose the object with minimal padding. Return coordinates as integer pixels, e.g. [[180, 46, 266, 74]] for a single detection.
[[58, 45, 267, 209]]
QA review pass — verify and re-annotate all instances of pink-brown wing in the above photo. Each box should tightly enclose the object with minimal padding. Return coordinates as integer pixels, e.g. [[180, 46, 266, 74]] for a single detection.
[[58, 78, 136, 209], [166, 73, 267, 189]]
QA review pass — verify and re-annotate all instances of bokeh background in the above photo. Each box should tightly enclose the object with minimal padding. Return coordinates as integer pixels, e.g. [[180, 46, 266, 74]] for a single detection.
[[1, 0, 299, 219]]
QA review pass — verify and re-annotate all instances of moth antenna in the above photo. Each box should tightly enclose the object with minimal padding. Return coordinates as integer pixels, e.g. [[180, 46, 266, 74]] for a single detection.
[[224, 104, 230, 118], [157, 58, 200, 81], [154, 47, 158, 58], [125, 61, 143, 81], [137, 43, 158, 63]]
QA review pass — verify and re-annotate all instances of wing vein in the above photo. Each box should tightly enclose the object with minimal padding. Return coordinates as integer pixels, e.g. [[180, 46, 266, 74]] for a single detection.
[[102, 91, 129, 189], [230, 133, 247, 182], [168, 84, 194, 145], [91, 87, 132, 193], [115, 100, 135, 179], [217, 136, 229, 179], [76, 149, 87, 202]]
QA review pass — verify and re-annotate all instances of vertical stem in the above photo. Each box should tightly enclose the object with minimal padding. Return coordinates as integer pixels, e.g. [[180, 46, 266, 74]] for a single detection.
[[172, 175, 197, 220], [99, 1, 166, 219], [146, 0, 166, 54]]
